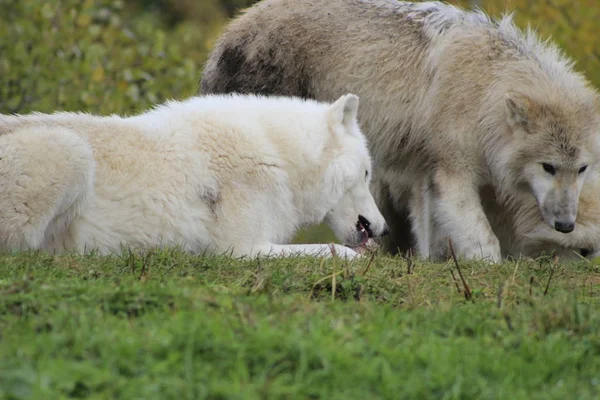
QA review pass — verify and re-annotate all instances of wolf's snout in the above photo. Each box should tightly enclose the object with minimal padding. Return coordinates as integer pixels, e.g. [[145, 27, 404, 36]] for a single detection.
[[554, 220, 575, 233]]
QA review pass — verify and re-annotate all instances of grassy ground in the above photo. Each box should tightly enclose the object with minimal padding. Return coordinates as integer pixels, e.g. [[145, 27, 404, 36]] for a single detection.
[[0, 250, 600, 400], [1, 249, 599, 399]]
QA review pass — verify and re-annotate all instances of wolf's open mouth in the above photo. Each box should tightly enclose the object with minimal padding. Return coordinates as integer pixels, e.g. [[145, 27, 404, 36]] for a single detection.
[[347, 221, 370, 249]]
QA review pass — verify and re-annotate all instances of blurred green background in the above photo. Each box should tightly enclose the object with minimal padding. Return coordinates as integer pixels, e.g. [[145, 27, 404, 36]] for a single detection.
[[1, 0, 599, 245]]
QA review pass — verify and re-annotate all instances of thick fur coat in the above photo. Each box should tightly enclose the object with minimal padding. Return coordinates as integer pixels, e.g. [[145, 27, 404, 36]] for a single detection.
[[0, 93, 388, 258]]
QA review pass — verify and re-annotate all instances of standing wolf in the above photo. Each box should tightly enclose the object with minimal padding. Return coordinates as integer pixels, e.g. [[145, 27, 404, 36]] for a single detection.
[[0, 93, 388, 258], [200, 0, 600, 262]]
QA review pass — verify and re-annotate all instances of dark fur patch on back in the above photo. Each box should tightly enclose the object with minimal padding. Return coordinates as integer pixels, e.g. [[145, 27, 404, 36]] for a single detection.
[[219, 46, 247, 79], [203, 38, 311, 98]]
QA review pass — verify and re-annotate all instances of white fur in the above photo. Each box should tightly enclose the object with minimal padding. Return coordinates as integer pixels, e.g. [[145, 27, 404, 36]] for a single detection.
[[0, 93, 388, 259]]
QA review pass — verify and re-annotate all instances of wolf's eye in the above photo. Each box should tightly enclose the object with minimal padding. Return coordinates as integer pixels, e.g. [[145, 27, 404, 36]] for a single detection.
[[542, 163, 556, 175], [365, 170, 369, 179], [578, 165, 588, 174]]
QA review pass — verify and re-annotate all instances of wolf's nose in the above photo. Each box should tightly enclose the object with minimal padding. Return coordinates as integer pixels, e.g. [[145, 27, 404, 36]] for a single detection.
[[554, 221, 574, 233]]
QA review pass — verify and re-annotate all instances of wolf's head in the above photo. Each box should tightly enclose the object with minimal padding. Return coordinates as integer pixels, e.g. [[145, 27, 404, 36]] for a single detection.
[[504, 91, 600, 233], [322, 94, 389, 248]]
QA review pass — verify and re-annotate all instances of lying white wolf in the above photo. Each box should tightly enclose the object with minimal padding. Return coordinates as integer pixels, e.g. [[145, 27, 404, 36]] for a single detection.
[[0, 93, 388, 259]]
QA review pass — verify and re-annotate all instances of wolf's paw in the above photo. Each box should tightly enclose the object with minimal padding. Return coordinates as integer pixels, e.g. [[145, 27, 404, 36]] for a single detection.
[[463, 241, 502, 263], [327, 244, 361, 260]]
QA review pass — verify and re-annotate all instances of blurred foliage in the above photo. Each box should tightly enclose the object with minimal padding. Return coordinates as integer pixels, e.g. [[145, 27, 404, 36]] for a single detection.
[[0, 0, 597, 116], [0, 0, 597, 244], [129, 0, 258, 24], [0, 0, 256, 115]]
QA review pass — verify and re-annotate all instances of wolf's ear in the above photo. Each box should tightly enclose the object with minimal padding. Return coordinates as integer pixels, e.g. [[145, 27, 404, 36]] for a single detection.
[[329, 94, 359, 132], [505, 91, 532, 131]]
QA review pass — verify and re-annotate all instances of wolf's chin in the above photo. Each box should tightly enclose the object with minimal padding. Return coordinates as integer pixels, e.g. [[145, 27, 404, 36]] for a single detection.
[[344, 225, 369, 249]]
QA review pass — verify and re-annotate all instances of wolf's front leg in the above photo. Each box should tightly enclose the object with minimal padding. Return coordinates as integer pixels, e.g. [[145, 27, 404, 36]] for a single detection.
[[409, 176, 434, 259], [429, 169, 502, 263], [250, 243, 360, 260]]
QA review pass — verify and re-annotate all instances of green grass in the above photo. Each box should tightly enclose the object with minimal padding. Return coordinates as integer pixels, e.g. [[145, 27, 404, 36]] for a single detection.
[[1, 249, 600, 399]]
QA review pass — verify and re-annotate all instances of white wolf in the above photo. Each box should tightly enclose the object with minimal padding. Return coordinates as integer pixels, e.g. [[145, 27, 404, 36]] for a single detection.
[[200, 0, 600, 262], [0, 93, 388, 259]]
